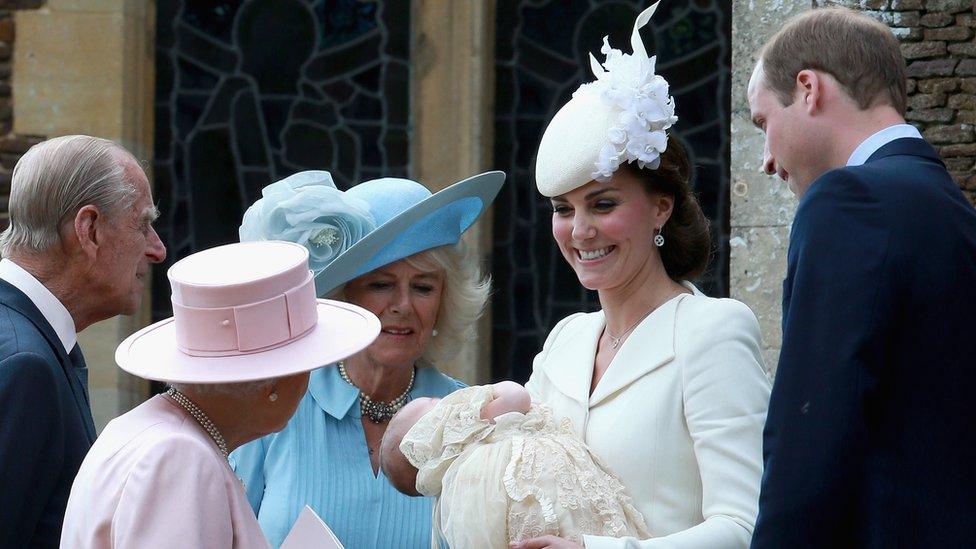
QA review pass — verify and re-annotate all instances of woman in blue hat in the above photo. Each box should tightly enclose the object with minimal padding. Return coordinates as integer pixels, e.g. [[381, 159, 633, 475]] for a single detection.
[[230, 170, 504, 548]]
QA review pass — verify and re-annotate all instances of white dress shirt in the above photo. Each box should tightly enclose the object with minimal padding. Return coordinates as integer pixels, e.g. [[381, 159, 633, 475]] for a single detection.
[[846, 123, 923, 167], [0, 258, 77, 353]]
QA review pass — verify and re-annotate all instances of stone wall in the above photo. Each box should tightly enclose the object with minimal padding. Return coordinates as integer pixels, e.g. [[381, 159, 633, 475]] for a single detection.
[[730, 0, 812, 376], [820, 0, 976, 205], [0, 0, 44, 235], [733, 0, 976, 377]]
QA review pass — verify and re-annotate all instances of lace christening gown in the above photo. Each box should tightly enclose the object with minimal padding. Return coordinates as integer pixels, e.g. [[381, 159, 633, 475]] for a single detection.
[[400, 385, 651, 548]]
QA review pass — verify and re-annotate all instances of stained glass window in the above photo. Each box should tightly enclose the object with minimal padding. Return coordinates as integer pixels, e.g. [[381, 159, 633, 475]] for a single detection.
[[153, 0, 410, 322]]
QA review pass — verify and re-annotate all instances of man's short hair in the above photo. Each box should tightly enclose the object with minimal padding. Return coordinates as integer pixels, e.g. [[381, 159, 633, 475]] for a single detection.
[[0, 135, 138, 256], [760, 6, 908, 114]]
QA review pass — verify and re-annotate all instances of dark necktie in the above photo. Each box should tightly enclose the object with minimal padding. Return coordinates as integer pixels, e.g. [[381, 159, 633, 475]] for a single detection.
[[68, 343, 91, 406]]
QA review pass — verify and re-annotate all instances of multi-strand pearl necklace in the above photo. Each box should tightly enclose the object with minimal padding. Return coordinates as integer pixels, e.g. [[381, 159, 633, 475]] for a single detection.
[[338, 361, 415, 423], [166, 387, 229, 458]]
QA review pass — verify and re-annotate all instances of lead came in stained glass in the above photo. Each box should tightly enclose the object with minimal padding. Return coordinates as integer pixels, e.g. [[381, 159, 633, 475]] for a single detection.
[[153, 0, 411, 323]]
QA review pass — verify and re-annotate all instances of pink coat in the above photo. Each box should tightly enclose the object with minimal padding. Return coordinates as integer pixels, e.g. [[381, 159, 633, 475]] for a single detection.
[[60, 395, 269, 548]]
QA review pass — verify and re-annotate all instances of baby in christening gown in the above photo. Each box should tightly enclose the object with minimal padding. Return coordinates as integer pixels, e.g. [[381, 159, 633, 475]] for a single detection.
[[379, 382, 650, 548]]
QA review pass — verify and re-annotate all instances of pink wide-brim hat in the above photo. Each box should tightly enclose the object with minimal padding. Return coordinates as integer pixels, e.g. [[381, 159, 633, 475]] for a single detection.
[[116, 241, 380, 384]]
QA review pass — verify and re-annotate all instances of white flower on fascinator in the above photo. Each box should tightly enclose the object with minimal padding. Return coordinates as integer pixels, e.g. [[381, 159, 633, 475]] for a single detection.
[[583, 3, 677, 182]]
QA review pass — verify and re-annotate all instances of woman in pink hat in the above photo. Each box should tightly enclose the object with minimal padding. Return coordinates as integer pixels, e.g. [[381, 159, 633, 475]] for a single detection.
[[59, 241, 380, 548], [230, 170, 504, 548]]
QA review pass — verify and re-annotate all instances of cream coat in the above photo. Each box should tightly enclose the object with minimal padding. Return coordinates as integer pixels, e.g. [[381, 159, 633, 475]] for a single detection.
[[526, 291, 771, 549]]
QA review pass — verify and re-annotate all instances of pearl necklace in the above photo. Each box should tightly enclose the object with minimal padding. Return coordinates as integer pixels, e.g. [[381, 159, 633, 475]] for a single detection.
[[338, 361, 415, 423], [166, 388, 229, 458]]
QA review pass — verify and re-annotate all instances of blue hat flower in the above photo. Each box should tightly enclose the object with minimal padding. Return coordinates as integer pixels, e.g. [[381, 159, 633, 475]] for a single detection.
[[239, 171, 376, 274], [241, 170, 506, 296]]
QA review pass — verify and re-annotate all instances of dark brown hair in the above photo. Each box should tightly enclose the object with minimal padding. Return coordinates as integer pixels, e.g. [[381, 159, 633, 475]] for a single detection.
[[619, 137, 710, 280], [761, 6, 907, 114]]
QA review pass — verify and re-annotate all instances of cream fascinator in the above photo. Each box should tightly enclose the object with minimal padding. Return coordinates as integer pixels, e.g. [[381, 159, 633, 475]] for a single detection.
[[535, 2, 677, 197]]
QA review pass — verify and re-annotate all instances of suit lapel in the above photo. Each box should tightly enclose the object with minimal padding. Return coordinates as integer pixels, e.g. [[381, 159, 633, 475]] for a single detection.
[[588, 293, 686, 406], [0, 280, 96, 441]]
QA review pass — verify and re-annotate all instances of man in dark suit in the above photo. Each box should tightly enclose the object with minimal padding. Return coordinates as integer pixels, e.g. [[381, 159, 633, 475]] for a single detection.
[[748, 7, 976, 548], [0, 135, 166, 546]]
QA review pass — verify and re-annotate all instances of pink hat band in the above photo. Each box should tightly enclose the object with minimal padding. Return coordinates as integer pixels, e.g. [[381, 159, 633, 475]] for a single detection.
[[169, 245, 320, 358]]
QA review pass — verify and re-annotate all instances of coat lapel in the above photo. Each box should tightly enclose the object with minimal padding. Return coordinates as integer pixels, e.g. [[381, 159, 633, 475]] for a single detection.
[[0, 280, 96, 441], [539, 311, 603, 407], [588, 292, 689, 406]]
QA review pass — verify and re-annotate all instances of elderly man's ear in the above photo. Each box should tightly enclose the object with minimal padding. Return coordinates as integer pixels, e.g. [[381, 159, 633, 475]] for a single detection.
[[71, 205, 104, 258]]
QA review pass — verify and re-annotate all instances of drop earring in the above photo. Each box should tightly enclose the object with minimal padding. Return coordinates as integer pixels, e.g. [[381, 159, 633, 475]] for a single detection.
[[653, 227, 665, 247]]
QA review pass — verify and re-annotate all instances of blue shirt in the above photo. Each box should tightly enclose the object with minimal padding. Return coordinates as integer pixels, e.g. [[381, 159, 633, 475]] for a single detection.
[[230, 365, 464, 548]]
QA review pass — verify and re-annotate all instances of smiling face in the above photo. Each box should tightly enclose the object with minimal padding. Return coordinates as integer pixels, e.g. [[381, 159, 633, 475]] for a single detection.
[[342, 258, 444, 369], [91, 155, 167, 317], [551, 168, 670, 291], [748, 62, 820, 198]]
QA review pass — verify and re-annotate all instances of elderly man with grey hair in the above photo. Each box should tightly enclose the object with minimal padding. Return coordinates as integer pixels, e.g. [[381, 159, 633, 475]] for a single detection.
[[0, 135, 166, 547]]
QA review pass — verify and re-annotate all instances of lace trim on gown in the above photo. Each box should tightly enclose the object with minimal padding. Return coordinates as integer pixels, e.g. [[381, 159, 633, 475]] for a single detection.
[[400, 385, 497, 496], [400, 385, 651, 546]]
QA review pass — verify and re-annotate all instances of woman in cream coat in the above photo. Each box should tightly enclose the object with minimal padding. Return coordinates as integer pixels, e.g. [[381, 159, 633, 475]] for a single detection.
[[512, 6, 771, 549], [524, 290, 769, 548]]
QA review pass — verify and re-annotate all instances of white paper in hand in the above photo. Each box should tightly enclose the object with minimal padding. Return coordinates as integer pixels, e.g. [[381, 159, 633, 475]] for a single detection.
[[280, 505, 344, 549]]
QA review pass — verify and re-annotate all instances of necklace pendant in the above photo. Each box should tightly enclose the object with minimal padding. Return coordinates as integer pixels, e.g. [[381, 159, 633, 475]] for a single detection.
[[366, 409, 385, 423], [610, 336, 621, 350]]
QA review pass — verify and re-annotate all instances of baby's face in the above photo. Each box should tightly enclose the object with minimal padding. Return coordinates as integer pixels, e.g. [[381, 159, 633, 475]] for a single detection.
[[381, 397, 440, 496]]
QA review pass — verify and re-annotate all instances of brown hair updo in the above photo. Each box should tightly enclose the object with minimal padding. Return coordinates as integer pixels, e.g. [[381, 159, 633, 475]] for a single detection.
[[618, 137, 710, 281]]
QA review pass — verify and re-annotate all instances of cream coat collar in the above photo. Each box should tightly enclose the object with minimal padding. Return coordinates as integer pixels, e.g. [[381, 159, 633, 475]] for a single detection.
[[540, 282, 702, 407]]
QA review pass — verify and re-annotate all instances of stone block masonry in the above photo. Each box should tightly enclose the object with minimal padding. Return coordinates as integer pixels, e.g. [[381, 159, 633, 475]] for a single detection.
[[0, 2, 45, 237], [821, 0, 976, 206]]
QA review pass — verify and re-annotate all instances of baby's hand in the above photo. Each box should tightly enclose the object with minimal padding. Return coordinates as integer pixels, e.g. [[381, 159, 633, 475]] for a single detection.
[[481, 381, 531, 421]]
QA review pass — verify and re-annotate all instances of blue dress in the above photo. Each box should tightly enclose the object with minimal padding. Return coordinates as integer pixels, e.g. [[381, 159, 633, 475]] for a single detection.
[[230, 364, 464, 548]]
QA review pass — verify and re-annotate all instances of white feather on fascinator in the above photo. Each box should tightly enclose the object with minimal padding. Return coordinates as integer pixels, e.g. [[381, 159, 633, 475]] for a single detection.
[[535, 2, 677, 197]]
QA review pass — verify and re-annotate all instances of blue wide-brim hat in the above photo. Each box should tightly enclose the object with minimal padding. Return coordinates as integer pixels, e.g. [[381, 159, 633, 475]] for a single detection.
[[240, 170, 506, 296]]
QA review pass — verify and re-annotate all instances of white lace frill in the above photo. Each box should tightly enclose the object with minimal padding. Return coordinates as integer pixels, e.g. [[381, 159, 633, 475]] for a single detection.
[[399, 386, 651, 547], [583, 2, 677, 182]]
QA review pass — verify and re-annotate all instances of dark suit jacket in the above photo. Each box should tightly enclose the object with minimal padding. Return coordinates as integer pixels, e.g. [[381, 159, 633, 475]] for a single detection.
[[0, 279, 96, 548], [751, 138, 976, 548]]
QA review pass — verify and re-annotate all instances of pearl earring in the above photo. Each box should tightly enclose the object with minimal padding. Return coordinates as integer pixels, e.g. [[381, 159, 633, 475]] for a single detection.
[[268, 391, 278, 402], [432, 329, 439, 337], [653, 228, 665, 247]]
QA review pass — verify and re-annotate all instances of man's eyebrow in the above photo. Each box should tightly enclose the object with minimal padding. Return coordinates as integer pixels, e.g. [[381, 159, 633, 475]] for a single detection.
[[143, 205, 161, 223]]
